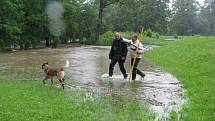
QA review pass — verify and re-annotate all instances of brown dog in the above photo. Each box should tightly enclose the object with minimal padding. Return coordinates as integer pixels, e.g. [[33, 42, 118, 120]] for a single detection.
[[42, 62, 65, 89]]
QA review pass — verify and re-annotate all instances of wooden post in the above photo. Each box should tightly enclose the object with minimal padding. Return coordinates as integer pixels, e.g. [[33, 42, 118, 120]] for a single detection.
[[129, 54, 138, 82]]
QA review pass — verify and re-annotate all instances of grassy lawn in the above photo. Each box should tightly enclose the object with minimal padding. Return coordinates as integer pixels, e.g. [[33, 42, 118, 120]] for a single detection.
[[141, 37, 176, 46], [145, 37, 215, 121], [122, 32, 177, 46], [97, 31, 176, 46], [0, 80, 154, 121]]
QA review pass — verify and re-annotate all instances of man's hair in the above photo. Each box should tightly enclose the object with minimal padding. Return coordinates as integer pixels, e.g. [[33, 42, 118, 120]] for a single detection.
[[115, 32, 121, 36]]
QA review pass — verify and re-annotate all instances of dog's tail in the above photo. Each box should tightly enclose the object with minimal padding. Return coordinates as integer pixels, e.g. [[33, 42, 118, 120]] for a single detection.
[[64, 60, 70, 68]]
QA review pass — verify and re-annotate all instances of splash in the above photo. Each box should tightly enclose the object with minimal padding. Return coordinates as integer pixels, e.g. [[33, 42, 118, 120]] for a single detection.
[[45, 1, 65, 37]]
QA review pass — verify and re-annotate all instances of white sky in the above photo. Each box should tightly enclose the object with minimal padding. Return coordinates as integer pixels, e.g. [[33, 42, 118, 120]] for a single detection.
[[171, 0, 204, 5], [170, 0, 205, 9], [197, 0, 204, 5]]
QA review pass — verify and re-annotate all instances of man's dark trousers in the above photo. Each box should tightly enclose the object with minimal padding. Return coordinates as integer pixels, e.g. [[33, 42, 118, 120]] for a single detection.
[[109, 58, 126, 77]]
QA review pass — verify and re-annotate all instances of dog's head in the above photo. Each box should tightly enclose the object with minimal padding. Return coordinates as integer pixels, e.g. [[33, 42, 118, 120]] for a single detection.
[[42, 62, 49, 70]]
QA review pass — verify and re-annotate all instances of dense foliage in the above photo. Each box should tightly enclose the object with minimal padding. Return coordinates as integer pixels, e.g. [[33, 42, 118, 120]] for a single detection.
[[0, 0, 214, 49]]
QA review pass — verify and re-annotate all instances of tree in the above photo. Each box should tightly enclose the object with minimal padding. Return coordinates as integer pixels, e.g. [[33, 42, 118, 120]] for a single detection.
[[62, 0, 97, 44], [79, 3, 97, 42], [171, 0, 199, 35], [201, 0, 215, 35], [20, 0, 48, 49], [0, 0, 24, 48], [102, 0, 170, 35], [103, 0, 146, 32], [95, 0, 123, 41], [143, 0, 170, 34], [0, 0, 49, 49]]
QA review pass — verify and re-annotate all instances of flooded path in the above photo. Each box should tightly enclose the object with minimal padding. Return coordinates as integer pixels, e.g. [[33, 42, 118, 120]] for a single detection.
[[0, 46, 184, 119]]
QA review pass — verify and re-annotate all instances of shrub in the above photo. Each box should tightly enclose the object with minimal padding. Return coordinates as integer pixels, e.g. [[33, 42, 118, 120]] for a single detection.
[[52, 37, 59, 48], [153, 32, 160, 39], [121, 31, 136, 39], [97, 31, 114, 46], [174, 34, 178, 39], [80, 35, 96, 45], [144, 29, 153, 37]]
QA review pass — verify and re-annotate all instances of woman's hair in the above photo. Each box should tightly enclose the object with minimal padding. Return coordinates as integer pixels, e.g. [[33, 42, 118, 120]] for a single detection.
[[132, 34, 138, 39]]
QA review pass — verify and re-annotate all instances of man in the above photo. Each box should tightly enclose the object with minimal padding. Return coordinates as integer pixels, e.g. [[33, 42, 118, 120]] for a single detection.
[[129, 35, 145, 80], [109, 32, 128, 79]]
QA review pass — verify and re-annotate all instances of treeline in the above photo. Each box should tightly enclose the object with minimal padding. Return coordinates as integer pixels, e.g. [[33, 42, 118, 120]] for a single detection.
[[0, 0, 214, 49], [101, 0, 215, 36], [0, 0, 97, 49]]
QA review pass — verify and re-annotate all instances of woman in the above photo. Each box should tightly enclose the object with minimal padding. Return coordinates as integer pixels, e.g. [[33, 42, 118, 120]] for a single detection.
[[129, 35, 145, 80]]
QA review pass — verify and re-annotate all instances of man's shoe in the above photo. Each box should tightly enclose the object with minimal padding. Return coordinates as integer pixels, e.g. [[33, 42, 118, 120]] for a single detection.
[[124, 74, 128, 79], [109, 74, 113, 77], [140, 73, 145, 80]]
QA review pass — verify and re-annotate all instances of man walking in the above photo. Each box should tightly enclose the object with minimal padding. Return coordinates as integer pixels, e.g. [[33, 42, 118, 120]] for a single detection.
[[109, 32, 128, 79], [129, 35, 145, 80]]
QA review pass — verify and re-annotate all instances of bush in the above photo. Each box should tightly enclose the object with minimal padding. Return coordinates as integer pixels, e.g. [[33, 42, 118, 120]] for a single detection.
[[144, 29, 160, 39], [80, 35, 96, 45], [121, 31, 136, 39], [52, 37, 59, 48], [174, 34, 178, 39], [144, 29, 153, 38], [153, 32, 160, 39], [97, 31, 114, 46]]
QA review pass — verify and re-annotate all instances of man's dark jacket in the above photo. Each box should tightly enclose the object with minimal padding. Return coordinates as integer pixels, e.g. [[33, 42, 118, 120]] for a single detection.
[[109, 38, 128, 60]]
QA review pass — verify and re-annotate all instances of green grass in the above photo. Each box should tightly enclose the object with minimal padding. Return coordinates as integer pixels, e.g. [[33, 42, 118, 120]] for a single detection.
[[122, 32, 177, 46], [0, 80, 154, 121], [141, 37, 176, 46], [145, 37, 215, 121], [96, 31, 177, 46]]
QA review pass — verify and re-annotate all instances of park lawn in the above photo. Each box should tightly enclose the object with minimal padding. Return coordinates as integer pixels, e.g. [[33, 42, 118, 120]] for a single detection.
[[145, 37, 215, 121], [121, 31, 176, 46], [0, 80, 154, 121], [97, 31, 178, 46], [141, 37, 176, 46]]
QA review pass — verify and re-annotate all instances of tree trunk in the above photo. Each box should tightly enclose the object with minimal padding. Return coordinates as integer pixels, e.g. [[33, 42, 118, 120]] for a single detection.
[[46, 39, 50, 47], [45, 33, 50, 47], [19, 41, 24, 50], [95, 0, 105, 41]]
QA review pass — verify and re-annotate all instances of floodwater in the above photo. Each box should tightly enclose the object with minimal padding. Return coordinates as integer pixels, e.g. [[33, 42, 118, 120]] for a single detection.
[[0, 46, 184, 120]]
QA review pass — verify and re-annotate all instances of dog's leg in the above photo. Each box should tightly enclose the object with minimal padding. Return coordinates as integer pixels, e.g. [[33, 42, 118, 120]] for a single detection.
[[59, 79, 64, 90], [43, 76, 49, 84], [51, 78, 53, 85]]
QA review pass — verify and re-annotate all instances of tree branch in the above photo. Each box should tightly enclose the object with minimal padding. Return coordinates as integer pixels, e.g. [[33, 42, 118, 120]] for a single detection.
[[104, 1, 113, 7], [104, 0, 123, 7]]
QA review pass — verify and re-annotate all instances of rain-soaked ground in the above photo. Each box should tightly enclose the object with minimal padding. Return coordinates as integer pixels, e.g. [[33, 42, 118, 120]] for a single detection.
[[0, 46, 185, 120]]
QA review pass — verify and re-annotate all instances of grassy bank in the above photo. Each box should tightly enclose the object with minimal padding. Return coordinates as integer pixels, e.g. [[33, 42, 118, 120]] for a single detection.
[[0, 80, 154, 121], [97, 31, 177, 46], [141, 37, 175, 46], [145, 37, 215, 120]]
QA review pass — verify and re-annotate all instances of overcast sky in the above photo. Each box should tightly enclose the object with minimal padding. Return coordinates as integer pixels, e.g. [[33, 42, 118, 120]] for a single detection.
[[197, 0, 204, 5], [170, 0, 205, 8], [171, 0, 204, 5]]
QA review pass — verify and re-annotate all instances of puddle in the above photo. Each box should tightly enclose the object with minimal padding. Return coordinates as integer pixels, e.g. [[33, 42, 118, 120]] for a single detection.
[[0, 45, 184, 120]]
